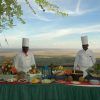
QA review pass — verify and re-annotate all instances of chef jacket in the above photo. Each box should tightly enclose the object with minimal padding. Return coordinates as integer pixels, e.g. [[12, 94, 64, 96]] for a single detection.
[[14, 52, 36, 73], [74, 49, 96, 77]]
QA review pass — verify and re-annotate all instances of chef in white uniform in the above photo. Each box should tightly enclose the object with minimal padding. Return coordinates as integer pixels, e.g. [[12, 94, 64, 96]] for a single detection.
[[74, 35, 96, 77], [14, 38, 36, 73]]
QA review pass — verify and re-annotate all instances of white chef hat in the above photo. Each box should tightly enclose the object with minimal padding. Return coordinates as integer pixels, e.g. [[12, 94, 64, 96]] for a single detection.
[[22, 38, 29, 47], [81, 35, 88, 45]]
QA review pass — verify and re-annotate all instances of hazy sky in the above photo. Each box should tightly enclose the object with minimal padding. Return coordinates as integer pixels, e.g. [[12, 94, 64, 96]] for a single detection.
[[0, 0, 100, 49]]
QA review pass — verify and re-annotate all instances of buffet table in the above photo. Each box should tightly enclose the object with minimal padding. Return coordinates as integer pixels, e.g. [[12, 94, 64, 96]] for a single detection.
[[0, 83, 100, 100]]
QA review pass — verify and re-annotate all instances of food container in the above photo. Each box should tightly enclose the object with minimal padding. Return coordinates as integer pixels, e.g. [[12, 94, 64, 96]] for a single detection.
[[0, 75, 16, 81], [71, 73, 83, 81], [29, 73, 42, 82], [54, 75, 67, 80], [71, 70, 83, 81]]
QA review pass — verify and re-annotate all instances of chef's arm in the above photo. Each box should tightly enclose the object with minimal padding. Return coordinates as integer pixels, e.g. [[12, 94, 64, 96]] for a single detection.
[[91, 52, 96, 65], [74, 54, 80, 70]]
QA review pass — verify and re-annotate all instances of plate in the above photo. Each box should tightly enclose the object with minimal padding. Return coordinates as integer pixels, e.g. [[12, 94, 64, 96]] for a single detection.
[[71, 81, 80, 84], [41, 79, 53, 84], [90, 80, 100, 85]]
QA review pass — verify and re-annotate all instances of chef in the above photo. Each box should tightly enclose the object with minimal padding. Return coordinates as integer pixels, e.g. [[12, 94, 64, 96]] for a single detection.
[[14, 38, 36, 73], [74, 35, 96, 77]]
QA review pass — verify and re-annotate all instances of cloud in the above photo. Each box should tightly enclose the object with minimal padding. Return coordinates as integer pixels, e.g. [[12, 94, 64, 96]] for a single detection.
[[76, 0, 81, 13], [62, 7, 99, 16], [32, 24, 100, 40], [18, 0, 52, 22], [24, 8, 52, 22], [65, 0, 99, 16], [28, 14, 51, 21], [18, 0, 99, 17], [1, 24, 100, 48]]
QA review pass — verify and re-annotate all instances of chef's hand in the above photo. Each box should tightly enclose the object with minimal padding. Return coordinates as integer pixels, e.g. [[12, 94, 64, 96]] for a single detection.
[[77, 65, 80, 70]]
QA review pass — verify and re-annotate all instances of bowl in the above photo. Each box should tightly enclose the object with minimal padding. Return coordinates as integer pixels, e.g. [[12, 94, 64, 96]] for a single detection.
[[29, 73, 42, 82]]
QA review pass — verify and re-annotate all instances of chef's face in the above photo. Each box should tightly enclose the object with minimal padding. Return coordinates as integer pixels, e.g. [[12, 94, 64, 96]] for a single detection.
[[82, 44, 89, 51], [22, 47, 29, 53]]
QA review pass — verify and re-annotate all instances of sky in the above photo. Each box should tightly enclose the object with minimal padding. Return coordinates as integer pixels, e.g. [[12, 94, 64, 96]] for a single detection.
[[0, 0, 100, 49]]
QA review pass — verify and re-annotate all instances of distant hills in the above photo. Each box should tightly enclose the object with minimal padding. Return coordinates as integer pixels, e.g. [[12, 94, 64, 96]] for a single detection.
[[0, 48, 100, 65], [0, 48, 100, 58]]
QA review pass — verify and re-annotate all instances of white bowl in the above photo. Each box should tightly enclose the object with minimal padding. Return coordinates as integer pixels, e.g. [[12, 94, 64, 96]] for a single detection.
[[29, 73, 42, 82]]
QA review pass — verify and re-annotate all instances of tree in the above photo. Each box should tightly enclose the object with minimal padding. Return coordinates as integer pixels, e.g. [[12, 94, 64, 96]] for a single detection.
[[0, 0, 67, 32], [0, 0, 23, 32]]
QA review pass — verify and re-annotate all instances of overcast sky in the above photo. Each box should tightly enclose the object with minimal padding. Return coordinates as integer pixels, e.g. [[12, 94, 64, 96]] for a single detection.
[[0, 0, 100, 49]]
